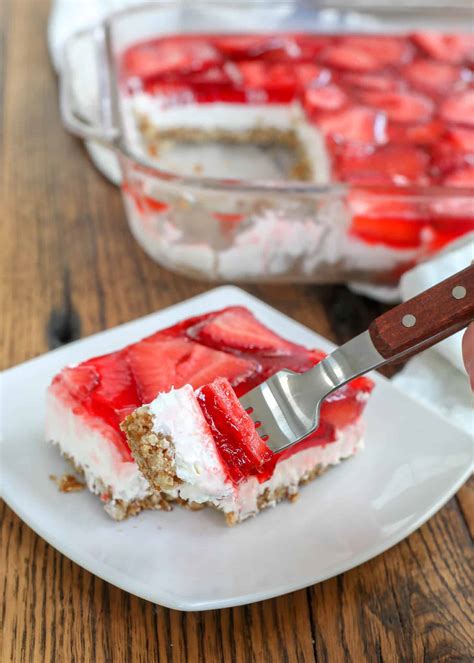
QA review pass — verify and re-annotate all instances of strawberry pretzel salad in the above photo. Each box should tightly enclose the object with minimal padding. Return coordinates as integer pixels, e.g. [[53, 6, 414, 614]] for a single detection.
[[46, 307, 373, 524], [119, 31, 474, 282]]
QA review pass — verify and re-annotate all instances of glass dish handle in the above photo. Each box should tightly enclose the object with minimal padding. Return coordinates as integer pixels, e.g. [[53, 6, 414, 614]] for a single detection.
[[59, 25, 118, 145]]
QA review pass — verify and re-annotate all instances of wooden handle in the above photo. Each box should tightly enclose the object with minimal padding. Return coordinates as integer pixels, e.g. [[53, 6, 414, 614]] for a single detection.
[[369, 264, 474, 362]]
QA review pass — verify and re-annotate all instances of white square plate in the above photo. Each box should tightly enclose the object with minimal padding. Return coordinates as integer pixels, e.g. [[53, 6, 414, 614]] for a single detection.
[[1, 287, 472, 611]]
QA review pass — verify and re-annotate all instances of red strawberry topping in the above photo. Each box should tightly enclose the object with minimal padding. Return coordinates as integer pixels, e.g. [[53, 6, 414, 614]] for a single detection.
[[388, 119, 444, 146], [51, 307, 375, 480], [338, 145, 430, 185], [198, 377, 273, 482], [189, 306, 302, 356], [443, 127, 474, 153], [212, 35, 275, 59], [59, 366, 99, 401], [440, 90, 474, 126], [358, 90, 433, 123], [443, 166, 474, 188], [304, 84, 348, 113], [431, 127, 474, 174], [55, 353, 140, 460], [294, 63, 326, 87], [236, 61, 298, 100], [321, 387, 368, 429], [321, 44, 380, 72], [342, 72, 400, 92], [316, 106, 387, 145], [349, 196, 427, 248], [339, 36, 411, 66], [412, 32, 474, 65], [122, 38, 221, 81], [404, 59, 462, 94], [127, 336, 256, 403]]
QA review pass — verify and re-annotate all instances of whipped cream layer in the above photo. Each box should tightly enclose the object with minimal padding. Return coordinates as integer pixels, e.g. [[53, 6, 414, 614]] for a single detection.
[[132, 94, 302, 131], [46, 387, 152, 506], [147, 384, 364, 522]]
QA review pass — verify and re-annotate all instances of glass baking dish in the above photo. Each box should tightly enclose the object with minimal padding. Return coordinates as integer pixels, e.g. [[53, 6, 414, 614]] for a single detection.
[[59, 1, 474, 286]]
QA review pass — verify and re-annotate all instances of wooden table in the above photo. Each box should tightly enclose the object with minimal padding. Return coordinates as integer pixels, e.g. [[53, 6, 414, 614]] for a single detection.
[[1, 2, 473, 661]]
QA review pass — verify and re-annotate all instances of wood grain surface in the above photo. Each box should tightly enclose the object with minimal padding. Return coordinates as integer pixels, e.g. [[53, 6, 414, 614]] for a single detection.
[[1, 2, 473, 662]]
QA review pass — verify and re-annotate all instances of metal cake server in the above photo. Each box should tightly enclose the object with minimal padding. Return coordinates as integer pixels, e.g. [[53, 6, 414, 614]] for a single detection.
[[240, 264, 474, 454]]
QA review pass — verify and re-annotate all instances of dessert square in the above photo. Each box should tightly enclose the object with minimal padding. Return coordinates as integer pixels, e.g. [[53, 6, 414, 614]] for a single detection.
[[46, 306, 373, 522]]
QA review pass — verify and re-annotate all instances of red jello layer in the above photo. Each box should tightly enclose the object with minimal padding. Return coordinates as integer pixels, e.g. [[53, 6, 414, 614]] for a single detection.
[[121, 31, 474, 251], [50, 307, 374, 479]]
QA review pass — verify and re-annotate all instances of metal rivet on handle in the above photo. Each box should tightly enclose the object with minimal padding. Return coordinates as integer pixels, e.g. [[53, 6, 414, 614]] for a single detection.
[[402, 314, 416, 328], [452, 285, 467, 300]]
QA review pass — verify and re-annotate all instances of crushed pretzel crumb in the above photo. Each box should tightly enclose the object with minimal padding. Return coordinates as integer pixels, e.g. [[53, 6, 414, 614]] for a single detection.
[[54, 473, 86, 493]]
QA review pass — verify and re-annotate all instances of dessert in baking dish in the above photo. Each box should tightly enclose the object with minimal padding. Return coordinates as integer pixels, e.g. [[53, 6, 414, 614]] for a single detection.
[[46, 307, 373, 522], [122, 32, 474, 188], [119, 31, 474, 282]]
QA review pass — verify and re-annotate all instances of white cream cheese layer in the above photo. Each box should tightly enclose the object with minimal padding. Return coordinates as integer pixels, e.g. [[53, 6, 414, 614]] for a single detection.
[[131, 94, 303, 131], [46, 388, 152, 504], [147, 385, 234, 504]]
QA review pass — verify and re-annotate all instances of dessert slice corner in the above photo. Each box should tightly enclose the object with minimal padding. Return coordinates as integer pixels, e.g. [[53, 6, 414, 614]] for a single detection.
[[120, 375, 370, 526]]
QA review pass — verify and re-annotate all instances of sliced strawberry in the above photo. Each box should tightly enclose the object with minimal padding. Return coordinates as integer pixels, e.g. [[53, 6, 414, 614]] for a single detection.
[[359, 90, 433, 123], [256, 36, 303, 61], [443, 127, 474, 153], [190, 306, 304, 356], [412, 32, 474, 65], [309, 349, 327, 365], [338, 145, 430, 185], [431, 127, 474, 174], [144, 81, 195, 102], [349, 192, 427, 248], [351, 212, 427, 248], [294, 35, 333, 59], [321, 44, 380, 72], [316, 106, 387, 145], [294, 63, 326, 87], [194, 86, 247, 104], [127, 337, 256, 403], [429, 170, 474, 237], [181, 345, 257, 390], [339, 36, 411, 66], [388, 119, 444, 146], [186, 65, 232, 85], [440, 90, 474, 126], [60, 353, 140, 460], [198, 377, 273, 482], [303, 84, 348, 113], [443, 166, 474, 187], [404, 59, 461, 94], [320, 387, 367, 429], [58, 366, 99, 400], [83, 353, 138, 407], [236, 61, 297, 99], [213, 35, 298, 61], [122, 38, 221, 81], [212, 35, 272, 59], [272, 421, 337, 466], [342, 72, 400, 92]]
